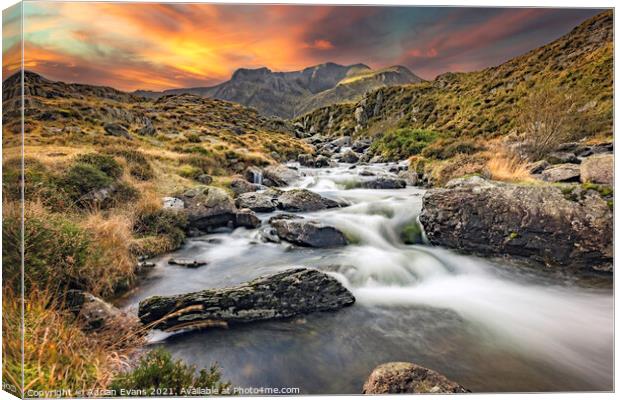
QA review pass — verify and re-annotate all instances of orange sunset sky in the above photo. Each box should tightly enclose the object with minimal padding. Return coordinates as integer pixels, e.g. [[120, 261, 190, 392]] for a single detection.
[[2, 2, 603, 91]]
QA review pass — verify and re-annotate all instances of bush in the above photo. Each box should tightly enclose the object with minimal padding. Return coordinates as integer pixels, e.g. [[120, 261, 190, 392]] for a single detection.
[[517, 84, 589, 160], [104, 148, 155, 180], [57, 163, 114, 204], [75, 153, 123, 179], [109, 348, 230, 394], [370, 128, 441, 160], [133, 209, 187, 251], [178, 164, 203, 179]]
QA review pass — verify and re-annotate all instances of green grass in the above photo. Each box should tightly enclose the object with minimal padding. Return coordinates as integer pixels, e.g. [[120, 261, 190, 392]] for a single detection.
[[370, 128, 442, 160], [109, 348, 230, 395]]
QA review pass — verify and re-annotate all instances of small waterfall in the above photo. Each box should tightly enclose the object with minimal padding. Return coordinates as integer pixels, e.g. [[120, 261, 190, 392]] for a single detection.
[[253, 171, 263, 185]]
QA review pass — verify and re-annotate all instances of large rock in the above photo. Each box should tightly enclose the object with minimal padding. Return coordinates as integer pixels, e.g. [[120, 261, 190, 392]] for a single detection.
[[363, 362, 468, 394], [361, 177, 406, 189], [178, 186, 238, 232], [103, 123, 131, 139], [277, 189, 344, 212], [539, 163, 581, 183], [138, 268, 355, 331], [419, 179, 612, 272], [398, 170, 418, 186], [230, 177, 262, 196], [580, 154, 613, 185], [271, 219, 348, 248], [341, 149, 360, 164], [262, 164, 299, 187], [234, 208, 261, 229], [298, 154, 315, 167], [236, 192, 278, 212]]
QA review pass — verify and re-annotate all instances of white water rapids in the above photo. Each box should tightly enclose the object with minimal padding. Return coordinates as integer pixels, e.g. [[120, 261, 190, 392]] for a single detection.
[[121, 162, 613, 393]]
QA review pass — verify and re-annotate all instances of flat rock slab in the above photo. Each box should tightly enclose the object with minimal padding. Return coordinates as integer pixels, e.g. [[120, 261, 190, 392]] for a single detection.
[[138, 268, 355, 331], [363, 362, 468, 394]]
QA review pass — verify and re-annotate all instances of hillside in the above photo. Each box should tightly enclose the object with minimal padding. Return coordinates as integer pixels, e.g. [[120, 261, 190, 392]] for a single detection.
[[3, 70, 310, 170], [135, 62, 422, 119], [295, 11, 613, 144]]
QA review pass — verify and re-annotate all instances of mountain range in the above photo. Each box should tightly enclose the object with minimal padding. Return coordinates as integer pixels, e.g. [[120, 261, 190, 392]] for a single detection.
[[135, 63, 422, 119]]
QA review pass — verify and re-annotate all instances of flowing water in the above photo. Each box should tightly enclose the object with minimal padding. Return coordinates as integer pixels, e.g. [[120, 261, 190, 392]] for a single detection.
[[121, 162, 613, 393]]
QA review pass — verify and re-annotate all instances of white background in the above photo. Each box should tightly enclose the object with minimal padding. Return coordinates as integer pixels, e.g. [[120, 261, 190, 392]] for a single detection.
[[0, 0, 616, 399]]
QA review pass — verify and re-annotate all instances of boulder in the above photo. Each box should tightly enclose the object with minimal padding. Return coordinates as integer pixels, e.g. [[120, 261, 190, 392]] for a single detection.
[[277, 189, 345, 212], [103, 123, 131, 139], [351, 139, 371, 153], [230, 178, 262, 196], [539, 164, 581, 183], [196, 174, 213, 185], [315, 155, 331, 168], [162, 196, 184, 210], [419, 178, 612, 272], [137, 119, 156, 136], [341, 149, 360, 164], [236, 192, 278, 212], [363, 362, 468, 394], [361, 177, 406, 189], [270, 219, 348, 248], [168, 258, 207, 268], [66, 290, 127, 331], [398, 170, 418, 186], [178, 186, 237, 232], [580, 154, 613, 185], [138, 268, 355, 331], [298, 154, 315, 167], [234, 208, 261, 229], [263, 164, 299, 187]]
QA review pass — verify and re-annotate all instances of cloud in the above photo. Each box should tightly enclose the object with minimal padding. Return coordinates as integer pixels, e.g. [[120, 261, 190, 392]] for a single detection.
[[7, 3, 604, 90], [304, 39, 335, 50]]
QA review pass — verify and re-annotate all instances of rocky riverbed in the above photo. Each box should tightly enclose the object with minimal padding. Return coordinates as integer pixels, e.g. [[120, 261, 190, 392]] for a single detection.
[[118, 153, 612, 394]]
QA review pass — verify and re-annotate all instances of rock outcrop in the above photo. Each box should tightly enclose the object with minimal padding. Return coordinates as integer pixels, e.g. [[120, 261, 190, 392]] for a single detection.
[[236, 192, 278, 212], [539, 164, 581, 182], [419, 178, 613, 272], [363, 362, 468, 394], [270, 219, 348, 248], [138, 268, 355, 331]]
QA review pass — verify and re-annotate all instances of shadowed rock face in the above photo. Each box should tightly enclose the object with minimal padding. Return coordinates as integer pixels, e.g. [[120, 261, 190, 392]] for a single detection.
[[419, 178, 612, 272], [138, 268, 355, 331], [363, 362, 468, 394]]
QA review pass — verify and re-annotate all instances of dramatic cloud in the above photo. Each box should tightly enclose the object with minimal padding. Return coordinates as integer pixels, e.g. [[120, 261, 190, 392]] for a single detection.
[[2, 3, 604, 91]]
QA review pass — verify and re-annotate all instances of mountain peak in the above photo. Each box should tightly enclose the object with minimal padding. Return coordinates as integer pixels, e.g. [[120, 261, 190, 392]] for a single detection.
[[231, 67, 273, 81]]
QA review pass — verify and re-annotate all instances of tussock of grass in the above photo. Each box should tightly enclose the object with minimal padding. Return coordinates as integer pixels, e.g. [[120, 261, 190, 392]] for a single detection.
[[485, 153, 533, 183], [3, 286, 143, 395]]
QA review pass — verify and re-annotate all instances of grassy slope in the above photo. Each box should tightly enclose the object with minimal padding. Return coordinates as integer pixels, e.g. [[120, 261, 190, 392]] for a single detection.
[[296, 11, 612, 142], [2, 71, 312, 394]]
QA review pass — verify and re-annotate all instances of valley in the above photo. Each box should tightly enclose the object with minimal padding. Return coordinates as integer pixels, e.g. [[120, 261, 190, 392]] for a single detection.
[[2, 9, 613, 396]]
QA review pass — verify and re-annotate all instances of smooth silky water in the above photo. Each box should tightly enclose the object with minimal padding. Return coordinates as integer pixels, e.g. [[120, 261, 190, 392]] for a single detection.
[[120, 163, 613, 393]]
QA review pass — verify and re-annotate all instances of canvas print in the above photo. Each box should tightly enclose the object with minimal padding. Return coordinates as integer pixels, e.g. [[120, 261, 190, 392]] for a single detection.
[[1, 2, 614, 398]]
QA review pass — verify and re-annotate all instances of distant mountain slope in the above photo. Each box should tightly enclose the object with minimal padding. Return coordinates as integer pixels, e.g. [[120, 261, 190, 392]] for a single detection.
[[295, 10, 613, 141], [135, 62, 422, 119]]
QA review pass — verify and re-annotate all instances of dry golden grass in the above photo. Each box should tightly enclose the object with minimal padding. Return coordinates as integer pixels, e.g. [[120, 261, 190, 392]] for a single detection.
[[2, 286, 144, 395], [81, 212, 136, 296], [485, 153, 534, 183]]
